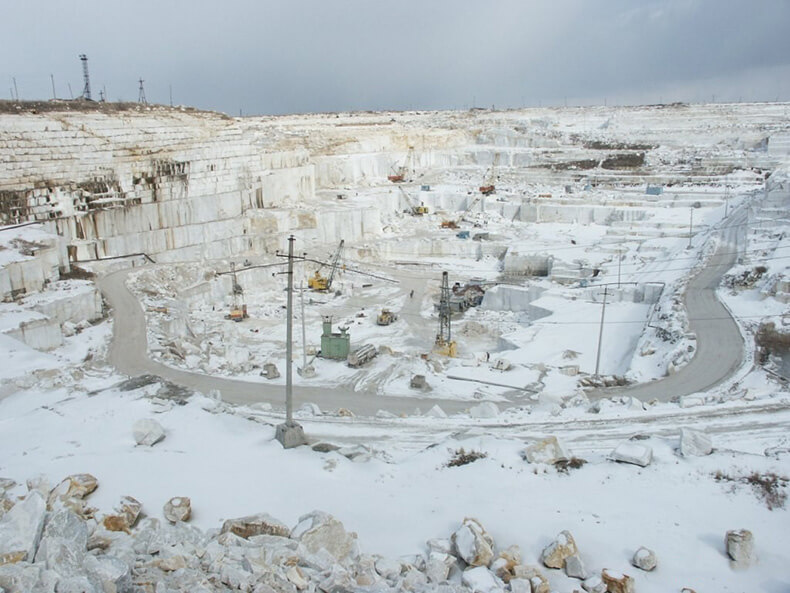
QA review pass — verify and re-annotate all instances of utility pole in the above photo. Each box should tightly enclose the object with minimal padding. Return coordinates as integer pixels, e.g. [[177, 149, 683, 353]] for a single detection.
[[79, 54, 91, 100], [50, 74, 57, 99], [169, 84, 173, 107], [12, 77, 19, 101], [688, 201, 701, 249], [298, 277, 315, 378], [617, 249, 622, 289], [275, 235, 307, 448], [594, 287, 608, 378]]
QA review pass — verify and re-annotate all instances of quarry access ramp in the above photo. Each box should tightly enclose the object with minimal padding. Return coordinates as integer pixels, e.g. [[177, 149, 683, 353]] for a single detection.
[[100, 202, 748, 416], [99, 266, 473, 417], [591, 205, 748, 402]]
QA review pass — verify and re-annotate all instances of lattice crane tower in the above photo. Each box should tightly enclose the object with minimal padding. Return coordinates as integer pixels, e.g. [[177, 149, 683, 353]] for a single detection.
[[79, 54, 91, 101]]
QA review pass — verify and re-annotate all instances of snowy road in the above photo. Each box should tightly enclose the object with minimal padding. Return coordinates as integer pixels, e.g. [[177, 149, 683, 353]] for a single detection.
[[100, 205, 748, 415], [99, 267, 474, 416], [591, 207, 748, 402]]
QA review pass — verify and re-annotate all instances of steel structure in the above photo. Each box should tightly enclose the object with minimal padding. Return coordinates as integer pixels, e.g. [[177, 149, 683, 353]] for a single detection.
[[80, 54, 92, 101]]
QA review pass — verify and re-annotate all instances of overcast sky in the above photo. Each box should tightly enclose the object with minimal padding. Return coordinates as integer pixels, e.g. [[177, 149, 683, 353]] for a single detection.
[[3, 0, 790, 115]]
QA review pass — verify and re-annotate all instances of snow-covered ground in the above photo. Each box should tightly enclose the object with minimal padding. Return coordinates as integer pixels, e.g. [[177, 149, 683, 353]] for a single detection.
[[1, 103, 789, 592]]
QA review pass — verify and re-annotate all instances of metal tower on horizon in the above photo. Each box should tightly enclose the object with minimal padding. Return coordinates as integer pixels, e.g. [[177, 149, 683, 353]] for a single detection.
[[138, 78, 147, 104], [79, 54, 91, 101]]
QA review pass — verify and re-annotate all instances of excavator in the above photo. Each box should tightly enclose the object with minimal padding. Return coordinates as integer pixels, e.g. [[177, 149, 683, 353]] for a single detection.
[[388, 146, 414, 183], [226, 262, 249, 322], [479, 153, 500, 195], [398, 185, 428, 216], [308, 240, 345, 292]]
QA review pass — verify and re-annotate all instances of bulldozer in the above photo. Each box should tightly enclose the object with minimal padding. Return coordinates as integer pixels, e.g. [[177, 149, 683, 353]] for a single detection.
[[376, 309, 398, 326]]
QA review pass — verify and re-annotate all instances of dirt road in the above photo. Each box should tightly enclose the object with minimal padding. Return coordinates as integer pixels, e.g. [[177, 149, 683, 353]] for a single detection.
[[99, 268, 472, 416], [100, 204, 749, 415], [592, 207, 748, 402]]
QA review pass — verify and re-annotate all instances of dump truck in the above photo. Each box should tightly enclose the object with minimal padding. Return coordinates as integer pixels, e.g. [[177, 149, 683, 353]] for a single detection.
[[347, 344, 378, 367]]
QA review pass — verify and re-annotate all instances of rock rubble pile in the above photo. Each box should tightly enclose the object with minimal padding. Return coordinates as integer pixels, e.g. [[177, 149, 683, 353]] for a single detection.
[[0, 473, 748, 592]]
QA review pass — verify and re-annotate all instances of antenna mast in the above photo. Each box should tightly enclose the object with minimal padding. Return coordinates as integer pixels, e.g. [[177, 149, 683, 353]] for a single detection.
[[138, 78, 147, 104], [79, 54, 92, 100]]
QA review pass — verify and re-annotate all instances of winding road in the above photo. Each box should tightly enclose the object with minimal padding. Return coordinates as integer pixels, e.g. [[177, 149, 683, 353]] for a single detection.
[[592, 205, 748, 402], [100, 203, 750, 416], [99, 267, 472, 416]]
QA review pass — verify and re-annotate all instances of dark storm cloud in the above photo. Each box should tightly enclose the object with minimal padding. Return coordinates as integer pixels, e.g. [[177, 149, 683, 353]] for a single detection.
[[3, 0, 789, 114]]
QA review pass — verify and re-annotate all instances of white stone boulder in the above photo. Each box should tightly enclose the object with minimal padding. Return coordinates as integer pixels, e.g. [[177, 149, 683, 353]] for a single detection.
[[601, 568, 635, 593], [632, 546, 657, 571], [400, 565, 429, 591], [291, 511, 358, 564], [220, 513, 290, 539], [564, 553, 589, 579], [469, 402, 499, 419], [297, 402, 322, 417], [0, 491, 46, 562], [541, 530, 578, 569], [375, 556, 403, 581], [115, 495, 142, 528], [427, 538, 454, 555], [34, 509, 89, 579], [451, 517, 495, 567], [425, 405, 448, 419], [609, 442, 653, 467], [679, 428, 713, 456], [522, 436, 571, 464], [163, 497, 191, 523], [461, 566, 502, 593], [133, 418, 166, 446], [83, 554, 132, 593], [47, 473, 99, 517], [726, 529, 754, 568], [582, 574, 607, 593], [426, 552, 455, 583]]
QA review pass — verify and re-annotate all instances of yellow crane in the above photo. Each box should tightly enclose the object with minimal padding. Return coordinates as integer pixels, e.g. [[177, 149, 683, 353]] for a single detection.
[[398, 185, 428, 216], [308, 240, 345, 291]]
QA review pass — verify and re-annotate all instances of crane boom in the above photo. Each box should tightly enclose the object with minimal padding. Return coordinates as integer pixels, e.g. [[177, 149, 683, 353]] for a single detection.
[[326, 239, 345, 290]]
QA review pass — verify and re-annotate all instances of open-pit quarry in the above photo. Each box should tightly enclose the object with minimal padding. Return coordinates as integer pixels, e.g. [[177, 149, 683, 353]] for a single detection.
[[1, 101, 790, 593]]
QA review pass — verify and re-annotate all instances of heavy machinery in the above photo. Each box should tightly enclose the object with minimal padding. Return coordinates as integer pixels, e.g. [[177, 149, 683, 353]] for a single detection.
[[433, 271, 457, 357], [308, 240, 345, 292], [388, 146, 414, 182], [226, 262, 249, 322], [398, 185, 428, 216], [347, 344, 378, 367], [479, 153, 500, 195], [376, 309, 398, 326]]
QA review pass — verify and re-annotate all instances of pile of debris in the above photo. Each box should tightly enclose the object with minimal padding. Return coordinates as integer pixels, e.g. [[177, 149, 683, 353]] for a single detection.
[[0, 473, 743, 592]]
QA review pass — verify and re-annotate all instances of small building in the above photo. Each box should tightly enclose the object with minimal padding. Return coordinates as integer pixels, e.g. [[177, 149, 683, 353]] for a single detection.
[[320, 316, 350, 360], [645, 184, 664, 196]]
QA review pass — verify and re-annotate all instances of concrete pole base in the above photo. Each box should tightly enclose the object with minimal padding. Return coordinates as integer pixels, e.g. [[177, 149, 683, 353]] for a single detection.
[[275, 422, 307, 449]]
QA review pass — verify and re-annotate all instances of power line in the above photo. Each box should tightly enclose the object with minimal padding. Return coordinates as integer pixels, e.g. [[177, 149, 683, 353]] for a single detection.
[[534, 313, 785, 326]]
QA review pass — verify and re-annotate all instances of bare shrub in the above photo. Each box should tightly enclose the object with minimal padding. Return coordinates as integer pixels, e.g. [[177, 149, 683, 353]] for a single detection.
[[713, 470, 788, 510], [555, 457, 587, 473], [755, 322, 790, 365], [446, 448, 487, 468]]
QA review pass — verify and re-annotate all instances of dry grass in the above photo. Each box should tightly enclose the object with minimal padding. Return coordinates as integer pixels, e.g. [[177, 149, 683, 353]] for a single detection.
[[446, 448, 488, 468], [714, 470, 788, 510], [555, 457, 588, 474]]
